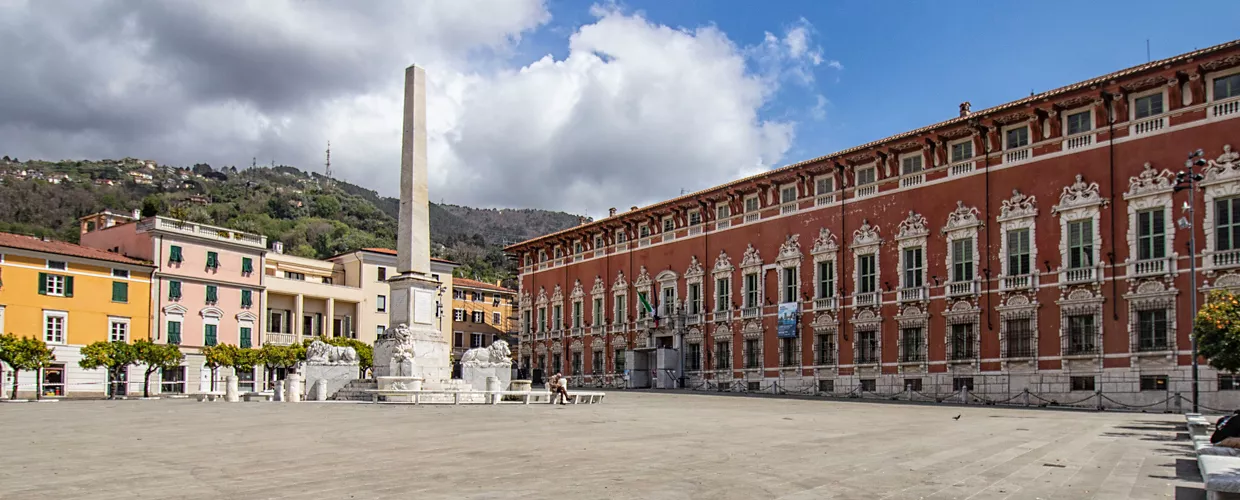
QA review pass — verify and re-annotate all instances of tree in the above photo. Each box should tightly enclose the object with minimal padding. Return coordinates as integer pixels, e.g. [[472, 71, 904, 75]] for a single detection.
[[1196, 290, 1240, 373], [259, 343, 305, 389], [140, 195, 162, 217], [134, 340, 184, 398], [311, 194, 341, 218], [78, 341, 138, 398], [0, 334, 14, 398], [202, 344, 239, 391], [0, 335, 56, 400]]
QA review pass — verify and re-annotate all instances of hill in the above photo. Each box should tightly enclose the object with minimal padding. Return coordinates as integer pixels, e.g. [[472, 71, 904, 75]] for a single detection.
[[0, 156, 585, 283]]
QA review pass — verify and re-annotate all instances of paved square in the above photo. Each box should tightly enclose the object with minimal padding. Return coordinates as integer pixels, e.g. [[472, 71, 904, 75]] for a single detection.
[[0, 392, 1211, 499]]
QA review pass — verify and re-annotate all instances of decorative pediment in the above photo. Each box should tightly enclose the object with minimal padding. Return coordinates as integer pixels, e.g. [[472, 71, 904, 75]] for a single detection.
[[851, 308, 881, 326], [550, 284, 564, 302], [236, 311, 258, 322], [851, 219, 882, 248], [634, 266, 652, 288], [535, 343, 547, 354], [713, 250, 734, 274], [1201, 54, 1240, 71], [712, 323, 732, 340], [536, 288, 548, 305], [685, 256, 705, 279], [610, 333, 628, 345], [162, 304, 187, 316], [570, 340, 583, 352], [998, 189, 1038, 221], [1055, 95, 1096, 110], [811, 227, 839, 255], [200, 306, 224, 319], [551, 340, 563, 351], [612, 271, 628, 291], [591, 277, 606, 295], [896, 211, 929, 240], [811, 312, 838, 330], [1136, 280, 1167, 295], [1205, 145, 1240, 184], [1052, 174, 1107, 215], [777, 234, 802, 263], [1124, 162, 1175, 199], [1005, 294, 1031, 308], [685, 327, 704, 342], [570, 280, 585, 300], [740, 244, 763, 269], [942, 201, 982, 234], [741, 320, 762, 338], [591, 337, 605, 349], [994, 112, 1032, 125], [655, 269, 678, 283], [1120, 75, 1166, 92]]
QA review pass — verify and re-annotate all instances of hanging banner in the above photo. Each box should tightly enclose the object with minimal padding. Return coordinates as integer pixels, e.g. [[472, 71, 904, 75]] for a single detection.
[[777, 302, 799, 338]]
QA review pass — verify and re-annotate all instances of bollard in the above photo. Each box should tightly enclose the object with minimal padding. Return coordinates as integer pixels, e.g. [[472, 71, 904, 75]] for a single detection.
[[1023, 388, 1030, 407], [486, 376, 500, 405], [1175, 392, 1183, 414], [273, 381, 284, 402], [314, 380, 328, 401], [225, 375, 239, 402], [962, 386, 970, 405], [286, 374, 302, 403]]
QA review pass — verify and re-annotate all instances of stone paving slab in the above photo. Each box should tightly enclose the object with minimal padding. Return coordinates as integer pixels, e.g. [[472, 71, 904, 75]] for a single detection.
[[0, 391, 1213, 499]]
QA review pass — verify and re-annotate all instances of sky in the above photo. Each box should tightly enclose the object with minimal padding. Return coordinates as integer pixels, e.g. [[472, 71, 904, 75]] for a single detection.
[[1, 0, 1237, 220]]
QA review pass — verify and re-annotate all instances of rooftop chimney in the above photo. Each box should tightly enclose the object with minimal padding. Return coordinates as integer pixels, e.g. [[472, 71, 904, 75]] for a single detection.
[[630, 206, 638, 212], [959, 101, 971, 117], [131, 209, 140, 220], [608, 207, 616, 217]]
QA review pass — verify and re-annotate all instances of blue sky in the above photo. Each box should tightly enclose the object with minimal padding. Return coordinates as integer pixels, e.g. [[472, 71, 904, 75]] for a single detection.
[[528, 0, 1240, 165]]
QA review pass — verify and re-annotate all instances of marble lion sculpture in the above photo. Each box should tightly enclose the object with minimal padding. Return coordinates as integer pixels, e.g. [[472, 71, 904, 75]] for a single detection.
[[306, 340, 359, 365], [460, 340, 513, 367]]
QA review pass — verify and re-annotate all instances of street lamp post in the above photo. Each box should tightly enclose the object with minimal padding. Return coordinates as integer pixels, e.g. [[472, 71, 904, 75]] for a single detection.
[[1176, 149, 1208, 413]]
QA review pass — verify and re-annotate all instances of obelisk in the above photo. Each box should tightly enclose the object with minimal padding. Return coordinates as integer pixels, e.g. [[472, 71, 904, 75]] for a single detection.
[[373, 64, 450, 382]]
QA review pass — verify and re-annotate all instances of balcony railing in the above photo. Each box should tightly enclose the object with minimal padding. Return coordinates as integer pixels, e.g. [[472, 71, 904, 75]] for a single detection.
[[855, 185, 877, 198], [898, 287, 926, 303], [688, 226, 703, 236], [713, 310, 733, 322], [1212, 98, 1240, 119], [781, 202, 797, 215], [900, 173, 924, 188], [610, 323, 627, 334], [1062, 267, 1097, 284], [1001, 274, 1033, 290], [140, 217, 266, 248], [1130, 115, 1166, 136], [685, 313, 703, 326], [854, 292, 879, 307], [948, 160, 975, 177], [813, 297, 837, 310], [551, 329, 563, 339], [1063, 133, 1094, 151], [741, 307, 760, 319], [265, 332, 296, 346], [816, 194, 835, 206], [1213, 249, 1240, 268], [638, 238, 651, 248], [535, 331, 546, 340], [1130, 257, 1171, 277], [571, 327, 584, 337], [716, 219, 732, 230], [1004, 147, 1031, 164], [744, 213, 760, 223], [947, 280, 977, 297]]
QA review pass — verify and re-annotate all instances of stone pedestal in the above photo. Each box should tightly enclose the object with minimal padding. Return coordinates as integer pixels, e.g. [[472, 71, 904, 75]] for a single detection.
[[286, 374, 302, 403], [462, 364, 512, 392], [511, 380, 532, 393], [273, 382, 284, 402], [374, 320, 451, 383], [314, 380, 328, 401], [225, 376, 239, 402], [303, 363, 358, 401], [486, 376, 500, 404]]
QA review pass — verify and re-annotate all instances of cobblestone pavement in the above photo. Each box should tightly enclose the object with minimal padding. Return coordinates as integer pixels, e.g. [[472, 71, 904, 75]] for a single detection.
[[0, 391, 1212, 499]]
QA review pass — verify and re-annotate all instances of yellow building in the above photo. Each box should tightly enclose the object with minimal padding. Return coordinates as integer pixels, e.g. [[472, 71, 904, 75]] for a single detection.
[[450, 278, 517, 361], [0, 232, 154, 398]]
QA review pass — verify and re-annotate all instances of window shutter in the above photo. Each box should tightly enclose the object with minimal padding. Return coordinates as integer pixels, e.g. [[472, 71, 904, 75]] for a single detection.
[[38, 272, 47, 295], [113, 281, 128, 302], [240, 327, 252, 348], [65, 276, 74, 297]]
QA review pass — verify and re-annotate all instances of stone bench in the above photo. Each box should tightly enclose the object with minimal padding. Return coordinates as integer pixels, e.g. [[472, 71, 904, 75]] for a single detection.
[[243, 392, 274, 402], [519, 390, 606, 404], [195, 391, 226, 402], [1198, 455, 1240, 499], [366, 389, 605, 405], [368, 389, 492, 405], [1195, 436, 1240, 458], [1190, 415, 1214, 438]]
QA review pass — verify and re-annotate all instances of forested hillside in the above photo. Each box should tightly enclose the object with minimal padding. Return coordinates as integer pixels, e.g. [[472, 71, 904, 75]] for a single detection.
[[0, 157, 584, 283]]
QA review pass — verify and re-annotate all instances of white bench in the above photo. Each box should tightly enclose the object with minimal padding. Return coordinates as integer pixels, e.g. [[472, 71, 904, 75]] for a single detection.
[[194, 391, 226, 402], [520, 390, 606, 404], [243, 392, 273, 402], [1190, 415, 1214, 438], [1198, 455, 1240, 499], [369, 389, 492, 405], [367, 389, 606, 405]]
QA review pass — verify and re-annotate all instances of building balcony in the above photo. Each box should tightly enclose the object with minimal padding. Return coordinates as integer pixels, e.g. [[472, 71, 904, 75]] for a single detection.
[[854, 292, 879, 307], [609, 323, 627, 334], [1130, 115, 1167, 136], [744, 212, 759, 223], [1129, 257, 1172, 278], [550, 329, 562, 339], [265, 332, 296, 346], [535, 331, 546, 340], [1061, 266, 1099, 285], [948, 160, 975, 177], [900, 172, 924, 188], [813, 297, 837, 311], [1004, 147, 1031, 164], [946, 280, 978, 297], [898, 287, 927, 303], [1212, 249, 1240, 269], [716, 219, 732, 230], [816, 193, 836, 206], [1063, 132, 1095, 151], [1001, 274, 1034, 291], [685, 313, 703, 326], [138, 216, 266, 249], [741, 307, 760, 319], [713, 310, 733, 322], [855, 185, 877, 198], [688, 226, 703, 236], [570, 327, 584, 337], [1212, 97, 1240, 119], [780, 202, 797, 215]]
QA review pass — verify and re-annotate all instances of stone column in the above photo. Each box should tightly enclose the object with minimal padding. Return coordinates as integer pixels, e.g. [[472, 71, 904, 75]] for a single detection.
[[325, 298, 335, 337], [286, 373, 302, 403], [294, 294, 305, 338], [273, 380, 284, 401], [397, 64, 432, 277], [259, 289, 269, 344], [225, 375, 239, 402]]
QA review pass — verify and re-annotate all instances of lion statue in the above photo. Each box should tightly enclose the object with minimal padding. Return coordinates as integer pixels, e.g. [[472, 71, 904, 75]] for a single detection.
[[306, 340, 359, 365], [460, 340, 513, 367]]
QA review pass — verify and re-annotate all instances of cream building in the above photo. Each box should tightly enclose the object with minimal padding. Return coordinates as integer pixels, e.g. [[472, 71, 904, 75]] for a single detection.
[[263, 244, 364, 345], [329, 248, 458, 345]]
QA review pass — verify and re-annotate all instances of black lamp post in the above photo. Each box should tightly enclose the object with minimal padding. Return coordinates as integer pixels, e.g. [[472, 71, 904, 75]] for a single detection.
[[1175, 149, 1207, 413]]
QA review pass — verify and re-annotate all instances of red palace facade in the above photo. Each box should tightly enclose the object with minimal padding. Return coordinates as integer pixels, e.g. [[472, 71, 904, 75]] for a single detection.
[[507, 40, 1240, 409]]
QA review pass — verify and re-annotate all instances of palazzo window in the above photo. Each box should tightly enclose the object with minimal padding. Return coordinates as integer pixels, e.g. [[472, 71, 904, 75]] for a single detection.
[[780, 337, 796, 366], [1136, 209, 1167, 260], [950, 141, 973, 163], [950, 323, 975, 360], [716, 204, 731, 220], [815, 177, 834, 197], [1066, 315, 1097, 355], [743, 273, 759, 308], [572, 301, 582, 328], [1216, 73, 1240, 100], [856, 166, 876, 187], [552, 305, 562, 330], [900, 327, 924, 362], [1066, 110, 1092, 135], [1134, 93, 1164, 119], [951, 238, 974, 282], [1004, 319, 1035, 358], [1067, 219, 1094, 269], [663, 217, 674, 233], [614, 295, 626, 324], [857, 254, 877, 294], [1007, 229, 1032, 275], [781, 185, 797, 204], [901, 155, 923, 175], [593, 298, 604, 326], [817, 261, 834, 298], [781, 267, 798, 303], [716, 341, 732, 370], [816, 334, 835, 365], [688, 283, 702, 315], [538, 307, 547, 331], [1216, 197, 1240, 251], [856, 330, 878, 364], [1137, 309, 1169, 351], [902, 248, 923, 288], [744, 339, 760, 369], [686, 343, 702, 371], [661, 286, 676, 317], [1005, 126, 1029, 150], [715, 277, 731, 312], [639, 225, 650, 238]]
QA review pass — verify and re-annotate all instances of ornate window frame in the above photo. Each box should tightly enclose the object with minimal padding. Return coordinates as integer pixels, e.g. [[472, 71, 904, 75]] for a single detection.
[[741, 319, 764, 373], [811, 228, 840, 305], [633, 266, 652, 321], [775, 234, 803, 304], [712, 250, 734, 317], [850, 219, 883, 308], [894, 304, 929, 370], [570, 280, 585, 331], [1202, 145, 1240, 274], [590, 277, 607, 327], [684, 256, 705, 318], [611, 270, 628, 330], [535, 288, 549, 333], [851, 309, 882, 368], [1123, 280, 1178, 359], [740, 244, 765, 315], [943, 300, 982, 367], [997, 189, 1040, 290], [943, 201, 983, 297], [655, 269, 679, 320], [550, 285, 565, 332], [684, 327, 704, 373], [1123, 162, 1177, 278], [996, 293, 1040, 365], [1056, 288, 1104, 361], [895, 211, 929, 301], [1052, 174, 1107, 285]]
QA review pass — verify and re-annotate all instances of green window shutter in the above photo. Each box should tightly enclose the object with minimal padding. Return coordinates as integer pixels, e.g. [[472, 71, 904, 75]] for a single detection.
[[207, 252, 219, 269], [169, 280, 181, 300], [242, 257, 253, 274], [64, 276, 74, 297], [38, 272, 47, 295], [112, 281, 128, 303], [170, 245, 183, 263], [240, 327, 252, 348], [206, 285, 218, 303], [241, 289, 252, 307], [204, 324, 217, 346], [168, 322, 181, 345]]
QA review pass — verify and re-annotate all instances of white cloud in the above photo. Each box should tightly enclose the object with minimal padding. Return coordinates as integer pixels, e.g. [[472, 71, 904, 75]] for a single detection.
[[0, 1, 833, 219]]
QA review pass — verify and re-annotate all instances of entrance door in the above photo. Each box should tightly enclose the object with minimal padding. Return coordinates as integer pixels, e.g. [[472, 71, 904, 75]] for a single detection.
[[199, 363, 211, 392], [42, 364, 65, 397]]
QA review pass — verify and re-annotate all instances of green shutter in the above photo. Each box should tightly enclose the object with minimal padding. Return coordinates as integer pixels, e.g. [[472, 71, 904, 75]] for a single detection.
[[207, 252, 219, 269], [206, 285, 217, 303], [168, 321, 181, 345], [241, 289, 252, 307], [169, 280, 181, 300], [38, 272, 47, 295], [170, 245, 183, 263], [240, 327, 252, 348], [204, 324, 217, 346], [242, 257, 253, 274], [112, 281, 128, 303], [64, 276, 74, 297]]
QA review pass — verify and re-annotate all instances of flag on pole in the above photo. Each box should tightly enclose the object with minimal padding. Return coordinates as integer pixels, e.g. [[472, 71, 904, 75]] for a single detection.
[[640, 293, 656, 323]]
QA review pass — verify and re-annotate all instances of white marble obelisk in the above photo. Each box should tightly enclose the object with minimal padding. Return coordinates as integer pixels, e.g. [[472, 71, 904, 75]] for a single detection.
[[373, 65, 451, 384]]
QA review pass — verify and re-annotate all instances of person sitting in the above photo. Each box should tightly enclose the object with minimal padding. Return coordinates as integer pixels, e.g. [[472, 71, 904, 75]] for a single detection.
[[1211, 410, 1240, 447], [547, 372, 571, 405]]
